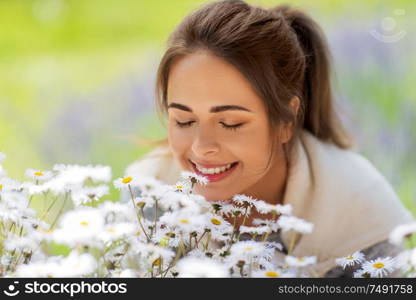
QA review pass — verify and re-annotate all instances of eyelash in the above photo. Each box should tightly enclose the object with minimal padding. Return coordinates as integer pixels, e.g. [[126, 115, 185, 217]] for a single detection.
[[174, 120, 244, 131]]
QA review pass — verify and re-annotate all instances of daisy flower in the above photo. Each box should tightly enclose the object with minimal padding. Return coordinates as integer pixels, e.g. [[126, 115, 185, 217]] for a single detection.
[[54, 251, 98, 277], [252, 268, 296, 278], [335, 251, 365, 269], [0, 177, 20, 194], [353, 268, 371, 278], [109, 269, 139, 278], [180, 171, 209, 186], [361, 257, 397, 278], [100, 222, 136, 244], [25, 169, 53, 182], [229, 241, 270, 260], [389, 221, 416, 245], [254, 201, 293, 215], [205, 213, 233, 241], [53, 164, 112, 183], [158, 211, 206, 235], [252, 218, 280, 232], [277, 215, 314, 234], [239, 225, 271, 236], [232, 194, 258, 207], [113, 176, 138, 190], [52, 207, 105, 247], [151, 227, 181, 248], [172, 180, 192, 194], [71, 184, 109, 206], [176, 257, 228, 278], [285, 255, 317, 267]]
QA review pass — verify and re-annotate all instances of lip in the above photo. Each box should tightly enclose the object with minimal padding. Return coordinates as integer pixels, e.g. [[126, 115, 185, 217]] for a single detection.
[[190, 160, 239, 183]]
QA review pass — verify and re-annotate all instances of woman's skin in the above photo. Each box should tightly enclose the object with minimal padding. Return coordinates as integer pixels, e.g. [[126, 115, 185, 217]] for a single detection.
[[167, 50, 299, 225]]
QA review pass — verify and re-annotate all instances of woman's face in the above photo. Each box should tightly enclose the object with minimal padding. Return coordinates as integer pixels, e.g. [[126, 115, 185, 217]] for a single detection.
[[167, 51, 289, 202]]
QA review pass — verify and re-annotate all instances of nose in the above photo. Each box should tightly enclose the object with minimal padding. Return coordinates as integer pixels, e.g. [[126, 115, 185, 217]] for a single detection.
[[191, 125, 220, 157]]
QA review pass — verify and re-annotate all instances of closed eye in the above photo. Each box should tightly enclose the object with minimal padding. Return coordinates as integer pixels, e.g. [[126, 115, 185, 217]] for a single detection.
[[174, 120, 244, 131]]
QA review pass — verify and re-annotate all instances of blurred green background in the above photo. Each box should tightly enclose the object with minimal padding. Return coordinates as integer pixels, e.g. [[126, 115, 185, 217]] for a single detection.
[[0, 0, 415, 215]]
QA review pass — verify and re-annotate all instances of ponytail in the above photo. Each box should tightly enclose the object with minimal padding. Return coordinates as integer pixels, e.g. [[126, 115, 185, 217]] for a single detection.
[[271, 5, 353, 149]]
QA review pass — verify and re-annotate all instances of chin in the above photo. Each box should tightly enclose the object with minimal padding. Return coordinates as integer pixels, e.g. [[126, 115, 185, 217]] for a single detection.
[[193, 186, 233, 202]]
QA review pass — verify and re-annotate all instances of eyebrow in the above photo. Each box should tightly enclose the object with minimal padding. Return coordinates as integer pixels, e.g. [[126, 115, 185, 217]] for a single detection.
[[167, 102, 252, 113]]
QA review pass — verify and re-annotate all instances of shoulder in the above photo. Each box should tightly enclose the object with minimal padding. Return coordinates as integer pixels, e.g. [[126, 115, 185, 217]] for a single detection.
[[124, 146, 182, 185], [291, 130, 413, 272], [301, 129, 388, 192]]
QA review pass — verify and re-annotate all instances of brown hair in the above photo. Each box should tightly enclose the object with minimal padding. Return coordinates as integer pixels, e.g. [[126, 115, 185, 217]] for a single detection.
[[146, 0, 354, 162]]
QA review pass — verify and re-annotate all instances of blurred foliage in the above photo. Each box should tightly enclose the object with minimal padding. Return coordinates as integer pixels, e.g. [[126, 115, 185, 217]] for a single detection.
[[0, 0, 415, 215]]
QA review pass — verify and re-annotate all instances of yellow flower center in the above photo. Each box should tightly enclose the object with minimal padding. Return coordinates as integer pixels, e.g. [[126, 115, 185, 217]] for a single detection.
[[373, 262, 385, 269], [153, 258, 162, 266], [80, 221, 89, 226], [122, 176, 132, 184], [0, 184, 3, 190], [211, 218, 222, 225], [265, 271, 280, 277], [346, 256, 354, 260], [179, 219, 189, 224], [176, 185, 184, 189], [107, 228, 116, 233], [297, 257, 305, 262], [160, 237, 169, 247], [244, 247, 253, 251], [34, 172, 44, 176]]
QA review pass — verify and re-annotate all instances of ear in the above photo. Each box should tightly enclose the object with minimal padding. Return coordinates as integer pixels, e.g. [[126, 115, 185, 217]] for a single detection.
[[279, 96, 300, 144]]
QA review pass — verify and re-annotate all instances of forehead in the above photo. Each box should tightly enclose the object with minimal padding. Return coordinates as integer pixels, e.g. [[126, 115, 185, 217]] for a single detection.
[[167, 51, 266, 113]]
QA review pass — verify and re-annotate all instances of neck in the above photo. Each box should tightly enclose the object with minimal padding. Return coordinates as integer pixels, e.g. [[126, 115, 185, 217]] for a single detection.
[[229, 145, 289, 227]]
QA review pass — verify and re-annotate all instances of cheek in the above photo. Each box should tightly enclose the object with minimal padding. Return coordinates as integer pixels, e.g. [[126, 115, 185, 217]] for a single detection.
[[168, 126, 191, 157]]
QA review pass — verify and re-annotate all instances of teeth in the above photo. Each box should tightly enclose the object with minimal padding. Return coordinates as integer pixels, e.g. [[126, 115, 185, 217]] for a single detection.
[[195, 163, 234, 175]]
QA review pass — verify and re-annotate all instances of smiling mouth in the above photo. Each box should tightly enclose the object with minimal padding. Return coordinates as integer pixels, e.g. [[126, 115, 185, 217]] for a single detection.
[[189, 160, 239, 182]]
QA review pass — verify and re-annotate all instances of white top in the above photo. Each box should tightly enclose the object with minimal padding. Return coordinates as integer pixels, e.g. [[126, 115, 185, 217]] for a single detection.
[[124, 129, 414, 277]]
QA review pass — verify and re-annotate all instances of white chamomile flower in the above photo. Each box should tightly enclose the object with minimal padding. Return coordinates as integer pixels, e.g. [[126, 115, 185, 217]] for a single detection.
[[55, 251, 97, 277], [100, 222, 136, 244], [176, 257, 228, 278], [0, 177, 21, 193], [205, 214, 233, 241], [230, 241, 269, 260], [361, 257, 397, 278], [25, 169, 53, 182], [109, 269, 139, 278], [0, 152, 6, 163], [353, 268, 371, 278], [172, 180, 192, 194], [253, 201, 293, 215], [220, 203, 248, 218], [252, 218, 280, 232], [158, 211, 206, 235], [335, 251, 365, 269], [232, 194, 258, 207], [285, 255, 317, 267], [52, 207, 105, 247], [180, 171, 209, 186], [71, 185, 109, 206], [389, 221, 416, 245], [277, 215, 314, 234], [113, 176, 137, 190], [151, 228, 180, 248], [252, 268, 296, 278], [239, 225, 270, 236], [53, 164, 111, 183]]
